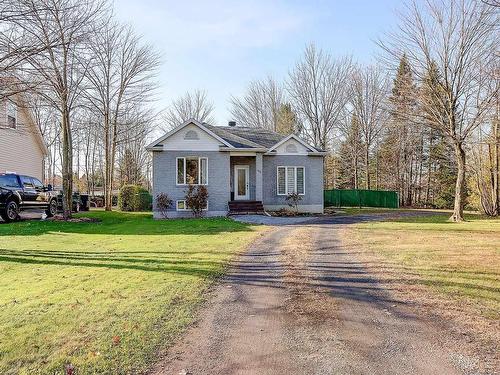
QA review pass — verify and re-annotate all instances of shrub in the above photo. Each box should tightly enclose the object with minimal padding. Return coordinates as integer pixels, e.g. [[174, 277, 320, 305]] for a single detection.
[[118, 185, 152, 212], [156, 192, 173, 218], [285, 192, 302, 212], [185, 185, 209, 217]]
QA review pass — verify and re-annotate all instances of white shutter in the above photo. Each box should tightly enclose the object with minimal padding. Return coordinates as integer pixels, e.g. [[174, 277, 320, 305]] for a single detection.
[[277, 167, 286, 195], [177, 158, 185, 184], [297, 167, 304, 194], [200, 158, 208, 184]]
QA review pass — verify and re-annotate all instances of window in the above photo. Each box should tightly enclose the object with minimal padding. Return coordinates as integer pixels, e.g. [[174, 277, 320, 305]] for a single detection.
[[277, 166, 305, 196], [0, 175, 20, 189], [6, 101, 17, 128], [20, 176, 34, 189], [176, 200, 208, 211], [32, 178, 44, 191], [176, 157, 208, 185], [176, 200, 186, 210]]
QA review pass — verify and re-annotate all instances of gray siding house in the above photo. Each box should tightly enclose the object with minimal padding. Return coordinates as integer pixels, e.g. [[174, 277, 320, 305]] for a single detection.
[[147, 119, 325, 218]]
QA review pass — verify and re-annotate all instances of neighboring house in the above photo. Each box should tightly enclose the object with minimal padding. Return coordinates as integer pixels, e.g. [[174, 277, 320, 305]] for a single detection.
[[147, 119, 326, 218], [0, 93, 48, 181]]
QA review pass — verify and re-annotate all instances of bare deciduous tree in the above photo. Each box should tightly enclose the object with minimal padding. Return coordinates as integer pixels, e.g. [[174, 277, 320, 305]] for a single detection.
[[349, 65, 389, 189], [163, 89, 214, 130], [85, 21, 160, 210], [1, 0, 107, 219], [379, 0, 498, 221], [287, 44, 354, 150], [229, 76, 284, 130]]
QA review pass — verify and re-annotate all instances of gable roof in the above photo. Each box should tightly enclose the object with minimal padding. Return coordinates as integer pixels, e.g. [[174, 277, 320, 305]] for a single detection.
[[147, 119, 324, 154], [204, 125, 285, 149], [267, 133, 319, 153], [146, 119, 234, 150]]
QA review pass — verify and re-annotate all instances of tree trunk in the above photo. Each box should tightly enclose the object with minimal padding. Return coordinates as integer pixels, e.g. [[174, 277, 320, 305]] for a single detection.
[[425, 131, 433, 206], [365, 145, 370, 189], [493, 114, 499, 216], [104, 114, 112, 211], [353, 153, 358, 189], [451, 141, 466, 222], [61, 107, 73, 220]]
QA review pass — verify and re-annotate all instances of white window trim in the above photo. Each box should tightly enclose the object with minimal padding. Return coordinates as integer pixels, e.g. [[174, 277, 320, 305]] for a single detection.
[[176, 199, 208, 211], [276, 166, 305, 196], [176, 156, 208, 186], [5, 100, 17, 129]]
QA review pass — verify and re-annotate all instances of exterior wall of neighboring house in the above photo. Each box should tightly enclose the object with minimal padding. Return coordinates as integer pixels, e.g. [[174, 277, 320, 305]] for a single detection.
[[152, 150, 230, 218], [262, 155, 324, 213], [230, 156, 256, 200], [0, 97, 46, 181]]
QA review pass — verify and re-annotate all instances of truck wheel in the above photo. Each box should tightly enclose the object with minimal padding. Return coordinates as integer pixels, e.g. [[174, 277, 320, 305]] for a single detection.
[[1, 200, 20, 222], [46, 199, 58, 217]]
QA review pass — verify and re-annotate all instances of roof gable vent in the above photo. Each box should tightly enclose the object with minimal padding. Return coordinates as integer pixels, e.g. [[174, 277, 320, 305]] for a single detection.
[[285, 143, 298, 153], [184, 129, 199, 140]]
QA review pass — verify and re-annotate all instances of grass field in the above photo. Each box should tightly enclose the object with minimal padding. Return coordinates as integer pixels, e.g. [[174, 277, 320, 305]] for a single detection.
[[343, 213, 500, 320], [0, 211, 261, 374]]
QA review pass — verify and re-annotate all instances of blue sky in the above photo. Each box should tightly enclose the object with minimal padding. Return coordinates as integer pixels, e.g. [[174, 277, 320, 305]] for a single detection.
[[115, 0, 402, 125]]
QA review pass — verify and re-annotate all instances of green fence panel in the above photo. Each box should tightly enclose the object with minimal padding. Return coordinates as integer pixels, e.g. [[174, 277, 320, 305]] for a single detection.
[[324, 189, 399, 208]]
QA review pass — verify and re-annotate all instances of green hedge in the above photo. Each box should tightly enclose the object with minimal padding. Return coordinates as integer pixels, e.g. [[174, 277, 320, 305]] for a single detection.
[[118, 185, 152, 212]]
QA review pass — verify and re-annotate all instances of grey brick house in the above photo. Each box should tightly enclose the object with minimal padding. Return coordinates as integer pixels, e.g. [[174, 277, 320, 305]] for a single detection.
[[147, 119, 325, 218]]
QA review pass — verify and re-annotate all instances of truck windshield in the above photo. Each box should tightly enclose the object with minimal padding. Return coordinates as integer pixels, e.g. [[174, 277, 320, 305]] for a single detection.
[[0, 175, 20, 189]]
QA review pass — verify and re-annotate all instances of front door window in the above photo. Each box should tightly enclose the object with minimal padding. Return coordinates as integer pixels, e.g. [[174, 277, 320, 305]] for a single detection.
[[234, 165, 249, 200]]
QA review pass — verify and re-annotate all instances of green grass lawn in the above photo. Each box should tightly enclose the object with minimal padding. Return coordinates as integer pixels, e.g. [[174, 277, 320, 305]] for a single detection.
[[0, 211, 261, 374], [345, 214, 500, 320]]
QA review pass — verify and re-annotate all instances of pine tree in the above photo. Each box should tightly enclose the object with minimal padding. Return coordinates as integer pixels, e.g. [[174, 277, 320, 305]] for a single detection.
[[337, 114, 364, 189], [275, 103, 301, 135], [381, 54, 419, 206], [420, 62, 457, 208]]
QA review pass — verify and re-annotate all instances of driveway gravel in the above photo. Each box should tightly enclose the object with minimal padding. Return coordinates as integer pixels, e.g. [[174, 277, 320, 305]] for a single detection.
[[150, 215, 483, 375]]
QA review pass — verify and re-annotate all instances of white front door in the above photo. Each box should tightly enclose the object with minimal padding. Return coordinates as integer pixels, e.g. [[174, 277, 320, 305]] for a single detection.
[[234, 165, 250, 200]]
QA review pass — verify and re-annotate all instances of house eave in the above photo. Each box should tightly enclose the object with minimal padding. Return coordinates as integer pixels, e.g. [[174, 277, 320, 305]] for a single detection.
[[219, 147, 268, 152]]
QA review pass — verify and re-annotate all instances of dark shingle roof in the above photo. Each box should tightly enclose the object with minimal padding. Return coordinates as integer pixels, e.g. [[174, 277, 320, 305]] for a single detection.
[[204, 124, 285, 149]]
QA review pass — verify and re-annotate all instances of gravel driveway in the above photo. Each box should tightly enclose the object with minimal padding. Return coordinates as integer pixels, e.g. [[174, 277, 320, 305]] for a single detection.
[[150, 215, 481, 375]]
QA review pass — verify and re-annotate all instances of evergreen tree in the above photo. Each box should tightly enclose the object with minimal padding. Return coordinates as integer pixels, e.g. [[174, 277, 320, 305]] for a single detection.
[[420, 62, 457, 208], [275, 103, 301, 135], [337, 114, 364, 189], [380, 54, 419, 205]]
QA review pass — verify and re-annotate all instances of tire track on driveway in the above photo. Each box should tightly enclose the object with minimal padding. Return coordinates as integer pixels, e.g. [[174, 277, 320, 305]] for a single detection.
[[150, 217, 478, 375]]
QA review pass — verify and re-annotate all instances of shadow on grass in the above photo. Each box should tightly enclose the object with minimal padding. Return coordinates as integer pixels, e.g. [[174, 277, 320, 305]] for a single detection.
[[0, 211, 254, 236], [0, 248, 228, 277]]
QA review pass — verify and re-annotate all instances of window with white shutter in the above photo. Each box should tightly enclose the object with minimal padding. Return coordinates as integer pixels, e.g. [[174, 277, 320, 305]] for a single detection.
[[277, 166, 305, 196]]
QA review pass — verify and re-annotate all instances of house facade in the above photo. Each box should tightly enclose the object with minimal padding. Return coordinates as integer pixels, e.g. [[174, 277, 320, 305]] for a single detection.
[[0, 93, 48, 181], [147, 119, 325, 218]]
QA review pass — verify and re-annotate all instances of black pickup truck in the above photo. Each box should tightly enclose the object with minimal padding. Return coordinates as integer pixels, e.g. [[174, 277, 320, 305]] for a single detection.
[[0, 173, 59, 222]]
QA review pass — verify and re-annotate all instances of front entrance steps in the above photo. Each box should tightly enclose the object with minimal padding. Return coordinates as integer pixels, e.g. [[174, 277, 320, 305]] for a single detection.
[[228, 200, 265, 215]]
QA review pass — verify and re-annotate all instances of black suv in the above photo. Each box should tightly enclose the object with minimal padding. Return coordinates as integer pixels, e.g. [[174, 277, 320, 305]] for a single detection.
[[0, 173, 59, 222]]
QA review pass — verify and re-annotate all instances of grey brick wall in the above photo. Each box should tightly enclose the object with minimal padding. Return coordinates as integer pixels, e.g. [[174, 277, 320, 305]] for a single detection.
[[153, 151, 230, 216], [262, 155, 324, 208]]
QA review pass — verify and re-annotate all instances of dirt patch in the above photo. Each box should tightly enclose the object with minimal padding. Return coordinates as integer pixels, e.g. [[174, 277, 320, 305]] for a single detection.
[[47, 216, 101, 223], [280, 226, 338, 322]]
